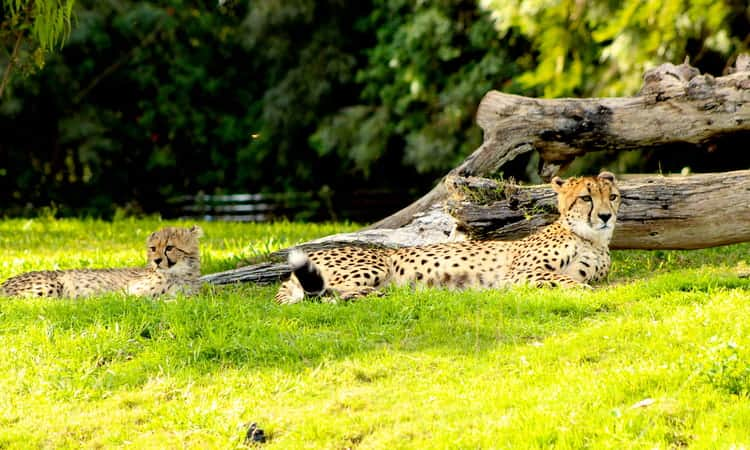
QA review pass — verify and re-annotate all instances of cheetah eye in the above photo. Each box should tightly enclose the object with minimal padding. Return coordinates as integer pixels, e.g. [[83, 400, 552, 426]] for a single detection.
[[165, 245, 174, 251], [149, 246, 156, 252], [609, 194, 618, 201], [580, 195, 592, 202]]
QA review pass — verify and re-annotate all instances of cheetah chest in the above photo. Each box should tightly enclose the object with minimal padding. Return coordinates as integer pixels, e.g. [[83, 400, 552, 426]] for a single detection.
[[560, 244, 611, 283], [509, 227, 612, 284]]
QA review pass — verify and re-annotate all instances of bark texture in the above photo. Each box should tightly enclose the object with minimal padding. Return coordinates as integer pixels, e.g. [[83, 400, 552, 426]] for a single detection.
[[446, 170, 750, 250], [369, 55, 750, 229]]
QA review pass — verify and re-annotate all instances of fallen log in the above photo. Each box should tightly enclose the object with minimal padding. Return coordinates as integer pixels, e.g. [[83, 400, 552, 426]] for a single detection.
[[200, 205, 459, 285], [446, 170, 750, 250], [369, 55, 750, 229]]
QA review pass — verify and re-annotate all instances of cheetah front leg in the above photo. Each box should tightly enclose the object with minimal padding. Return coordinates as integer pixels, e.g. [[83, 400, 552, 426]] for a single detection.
[[510, 271, 592, 289], [275, 280, 383, 304], [275, 279, 305, 304], [330, 283, 385, 301], [540, 273, 592, 289]]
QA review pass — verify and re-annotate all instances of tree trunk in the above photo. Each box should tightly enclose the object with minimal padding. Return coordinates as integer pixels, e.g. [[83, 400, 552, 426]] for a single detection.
[[369, 55, 750, 230]]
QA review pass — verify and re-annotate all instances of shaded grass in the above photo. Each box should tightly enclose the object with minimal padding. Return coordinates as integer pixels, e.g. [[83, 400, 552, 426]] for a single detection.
[[1, 218, 749, 448]]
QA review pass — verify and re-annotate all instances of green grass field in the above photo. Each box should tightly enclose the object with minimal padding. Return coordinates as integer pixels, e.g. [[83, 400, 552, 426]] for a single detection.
[[1, 218, 749, 449]]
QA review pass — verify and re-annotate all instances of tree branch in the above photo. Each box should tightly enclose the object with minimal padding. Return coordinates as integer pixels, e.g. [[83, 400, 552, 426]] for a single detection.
[[0, 31, 25, 99]]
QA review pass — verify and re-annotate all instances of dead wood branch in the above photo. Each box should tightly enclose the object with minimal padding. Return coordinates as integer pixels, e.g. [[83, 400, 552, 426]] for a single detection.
[[447, 170, 750, 250], [369, 56, 750, 230]]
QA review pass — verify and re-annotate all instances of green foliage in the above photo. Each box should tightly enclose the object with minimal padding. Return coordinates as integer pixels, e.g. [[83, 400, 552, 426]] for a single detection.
[[1, 1, 749, 217], [702, 341, 750, 396], [312, 0, 524, 176], [1, 0, 387, 217], [24, 0, 75, 50], [0, 0, 75, 83], [4, 0, 261, 214], [232, 0, 373, 188], [1, 219, 750, 447], [480, 0, 744, 96]]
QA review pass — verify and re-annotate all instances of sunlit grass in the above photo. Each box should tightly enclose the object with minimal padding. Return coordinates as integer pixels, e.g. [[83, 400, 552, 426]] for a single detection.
[[1, 218, 749, 448]]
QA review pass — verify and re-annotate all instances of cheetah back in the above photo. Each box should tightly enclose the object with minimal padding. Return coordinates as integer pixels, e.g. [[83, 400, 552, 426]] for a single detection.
[[0, 271, 65, 298]]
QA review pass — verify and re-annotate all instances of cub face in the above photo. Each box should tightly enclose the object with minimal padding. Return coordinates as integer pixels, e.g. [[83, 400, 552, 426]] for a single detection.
[[147, 225, 203, 275], [552, 171, 621, 245]]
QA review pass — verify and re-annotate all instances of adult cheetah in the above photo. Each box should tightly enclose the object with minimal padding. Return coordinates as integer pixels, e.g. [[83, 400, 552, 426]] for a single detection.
[[276, 172, 621, 303], [0, 225, 203, 298]]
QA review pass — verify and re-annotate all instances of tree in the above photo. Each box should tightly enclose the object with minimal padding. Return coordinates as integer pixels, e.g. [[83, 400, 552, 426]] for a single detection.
[[2, 0, 749, 218], [0, 0, 76, 97], [479, 0, 744, 97], [311, 0, 525, 178]]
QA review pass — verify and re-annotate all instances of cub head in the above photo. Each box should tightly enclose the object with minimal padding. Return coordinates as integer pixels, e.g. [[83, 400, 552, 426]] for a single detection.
[[146, 225, 203, 276], [551, 171, 621, 245]]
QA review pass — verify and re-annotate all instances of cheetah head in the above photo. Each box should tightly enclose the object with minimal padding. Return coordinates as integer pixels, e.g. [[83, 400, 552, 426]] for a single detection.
[[551, 171, 621, 246], [146, 225, 203, 276]]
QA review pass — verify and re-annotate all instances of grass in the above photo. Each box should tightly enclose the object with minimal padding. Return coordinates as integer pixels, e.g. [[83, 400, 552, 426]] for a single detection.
[[1, 218, 749, 448]]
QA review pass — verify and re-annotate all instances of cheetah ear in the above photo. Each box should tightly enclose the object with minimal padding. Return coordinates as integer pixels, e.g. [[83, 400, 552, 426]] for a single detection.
[[189, 225, 204, 239], [551, 176, 565, 192], [597, 171, 616, 183]]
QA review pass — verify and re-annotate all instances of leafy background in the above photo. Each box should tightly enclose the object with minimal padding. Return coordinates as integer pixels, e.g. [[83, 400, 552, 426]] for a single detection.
[[1, 0, 749, 218]]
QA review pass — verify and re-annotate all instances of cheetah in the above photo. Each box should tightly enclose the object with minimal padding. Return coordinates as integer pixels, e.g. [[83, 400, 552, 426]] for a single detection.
[[0, 225, 204, 298], [275, 172, 621, 304]]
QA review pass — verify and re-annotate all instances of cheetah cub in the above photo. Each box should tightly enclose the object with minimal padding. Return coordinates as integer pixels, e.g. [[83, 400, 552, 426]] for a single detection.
[[276, 172, 621, 304], [0, 225, 204, 298]]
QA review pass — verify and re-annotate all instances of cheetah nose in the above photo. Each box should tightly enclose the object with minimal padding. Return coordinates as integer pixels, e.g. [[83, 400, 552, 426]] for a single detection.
[[154, 258, 163, 266], [598, 213, 612, 223]]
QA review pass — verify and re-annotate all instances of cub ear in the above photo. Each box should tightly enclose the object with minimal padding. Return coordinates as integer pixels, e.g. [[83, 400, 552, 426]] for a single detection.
[[551, 176, 565, 192], [597, 171, 616, 182], [189, 225, 204, 239]]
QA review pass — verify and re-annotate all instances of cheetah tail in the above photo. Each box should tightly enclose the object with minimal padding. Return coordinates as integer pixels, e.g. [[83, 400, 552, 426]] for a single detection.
[[288, 249, 326, 296]]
